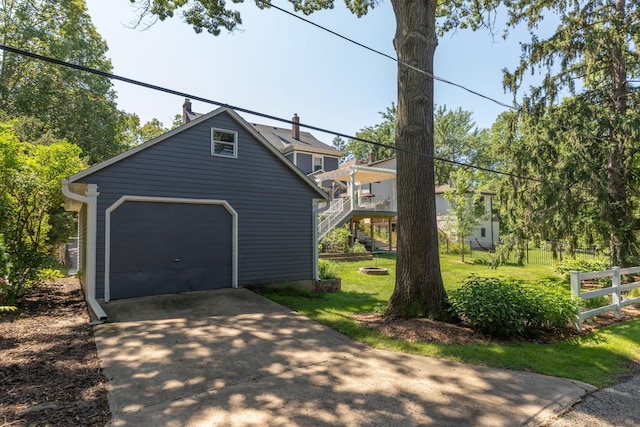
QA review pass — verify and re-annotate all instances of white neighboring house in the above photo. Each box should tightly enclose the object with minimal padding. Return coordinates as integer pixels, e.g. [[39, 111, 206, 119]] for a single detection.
[[314, 155, 500, 250], [435, 185, 500, 249]]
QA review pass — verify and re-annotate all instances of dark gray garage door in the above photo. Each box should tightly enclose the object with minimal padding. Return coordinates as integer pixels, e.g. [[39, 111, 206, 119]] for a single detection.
[[109, 201, 233, 300]]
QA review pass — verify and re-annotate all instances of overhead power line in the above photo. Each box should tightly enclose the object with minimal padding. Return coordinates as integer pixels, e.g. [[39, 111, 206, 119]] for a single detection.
[[0, 43, 552, 186], [261, 0, 619, 148], [258, 0, 517, 111]]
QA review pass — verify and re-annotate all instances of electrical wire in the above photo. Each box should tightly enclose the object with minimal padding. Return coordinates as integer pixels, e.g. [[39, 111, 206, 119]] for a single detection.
[[260, 1, 629, 150], [258, 0, 518, 111], [0, 43, 556, 186]]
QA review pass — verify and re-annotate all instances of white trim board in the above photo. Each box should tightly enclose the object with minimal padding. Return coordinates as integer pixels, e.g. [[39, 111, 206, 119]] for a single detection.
[[104, 195, 238, 302]]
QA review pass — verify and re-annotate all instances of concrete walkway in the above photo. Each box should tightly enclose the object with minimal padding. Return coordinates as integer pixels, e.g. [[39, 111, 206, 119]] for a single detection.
[[94, 288, 595, 426]]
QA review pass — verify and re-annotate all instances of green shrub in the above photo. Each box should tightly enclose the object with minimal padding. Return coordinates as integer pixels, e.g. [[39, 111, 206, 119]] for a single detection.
[[320, 227, 352, 253], [554, 257, 610, 279], [0, 234, 9, 281], [581, 295, 610, 310], [318, 259, 340, 279], [37, 268, 63, 283], [349, 241, 367, 254], [439, 241, 469, 255], [448, 276, 579, 337], [524, 282, 580, 331], [626, 286, 640, 299], [372, 303, 387, 316], [0, 234, 16, 311]]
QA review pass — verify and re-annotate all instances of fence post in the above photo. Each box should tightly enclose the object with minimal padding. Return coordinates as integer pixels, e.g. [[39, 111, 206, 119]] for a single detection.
[[612, 266, 621, 319], [570, 271, 582, 331]]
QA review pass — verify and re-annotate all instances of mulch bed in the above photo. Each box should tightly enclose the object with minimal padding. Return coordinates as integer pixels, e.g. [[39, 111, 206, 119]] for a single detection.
[[0, 277, 111, 427], [354, 305, 640, 345]]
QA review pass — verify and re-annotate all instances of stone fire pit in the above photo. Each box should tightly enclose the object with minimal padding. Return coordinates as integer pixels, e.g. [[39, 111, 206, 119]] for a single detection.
[[359, 267, 389, 275]]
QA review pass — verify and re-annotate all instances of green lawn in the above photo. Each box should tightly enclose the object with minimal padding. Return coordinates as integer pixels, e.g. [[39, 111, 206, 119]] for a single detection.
[[262, 253, 640, 387]]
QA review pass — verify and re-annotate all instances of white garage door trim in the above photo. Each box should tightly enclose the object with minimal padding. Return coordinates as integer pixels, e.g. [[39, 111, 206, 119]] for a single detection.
[[104, 196, 238, 302]]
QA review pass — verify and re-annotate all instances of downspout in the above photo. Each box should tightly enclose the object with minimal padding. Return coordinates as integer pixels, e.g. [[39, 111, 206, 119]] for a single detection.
[[313, 199, 331, 280], [61, 180, 107, 320]]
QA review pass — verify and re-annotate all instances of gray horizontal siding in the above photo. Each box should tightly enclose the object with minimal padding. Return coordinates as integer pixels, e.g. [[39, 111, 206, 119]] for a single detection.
[[77, 111, 320, 298]]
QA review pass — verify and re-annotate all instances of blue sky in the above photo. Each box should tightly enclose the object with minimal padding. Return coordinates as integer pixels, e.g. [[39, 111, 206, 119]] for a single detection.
[[85, 1, 534, 143]]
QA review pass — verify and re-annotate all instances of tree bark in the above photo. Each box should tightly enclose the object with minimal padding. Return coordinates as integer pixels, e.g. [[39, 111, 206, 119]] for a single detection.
[[386, 0, 450, 320]]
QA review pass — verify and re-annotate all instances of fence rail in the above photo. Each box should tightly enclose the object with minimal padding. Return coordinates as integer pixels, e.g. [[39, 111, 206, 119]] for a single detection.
[[495, 242, 604, 266], [570, 266, 640, 331]]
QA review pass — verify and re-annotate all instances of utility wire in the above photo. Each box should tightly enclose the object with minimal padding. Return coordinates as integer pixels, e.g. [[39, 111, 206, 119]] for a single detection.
[[258, 0, 517, 111], [262, 1, 623, 149], [0, 43, 553, 186]]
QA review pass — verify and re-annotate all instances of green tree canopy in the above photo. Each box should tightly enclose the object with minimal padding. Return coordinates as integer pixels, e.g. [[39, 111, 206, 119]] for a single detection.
[[346, 103, 396, 162], [0, 117, 84, 298], [348, 103, 491, 186], [443, 168, 486, 262], [434, 105, 492, 186], [0, 0, 128, 163], [120, 113, 170, 147]]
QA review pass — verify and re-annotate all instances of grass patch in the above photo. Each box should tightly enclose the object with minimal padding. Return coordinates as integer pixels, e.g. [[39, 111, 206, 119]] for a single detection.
[[260, 253, 640, 387]]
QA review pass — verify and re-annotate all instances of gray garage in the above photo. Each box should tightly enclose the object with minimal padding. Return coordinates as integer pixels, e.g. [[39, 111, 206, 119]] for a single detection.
[[108, 200, 234, 299], [62, 107, 328, 319]]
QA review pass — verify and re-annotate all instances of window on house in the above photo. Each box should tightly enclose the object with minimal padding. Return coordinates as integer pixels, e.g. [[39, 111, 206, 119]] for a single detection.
[[211, 128, 237, 158], [313, 156, 323, 171], [481, 228, 486, 238]]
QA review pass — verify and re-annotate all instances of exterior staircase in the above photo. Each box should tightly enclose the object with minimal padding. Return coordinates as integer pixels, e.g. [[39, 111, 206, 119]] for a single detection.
[[355, 229, 392, 252], [318, 197, 353, 241]]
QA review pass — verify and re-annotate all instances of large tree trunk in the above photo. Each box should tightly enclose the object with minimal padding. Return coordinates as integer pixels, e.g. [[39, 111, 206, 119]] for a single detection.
[[386, 0, 450, 320]]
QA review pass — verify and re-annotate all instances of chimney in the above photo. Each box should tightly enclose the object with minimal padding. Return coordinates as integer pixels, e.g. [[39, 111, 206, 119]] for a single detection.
[[368, 151, 375, 164], [182, 98, 193, 125], [292, 113, 300, 140]]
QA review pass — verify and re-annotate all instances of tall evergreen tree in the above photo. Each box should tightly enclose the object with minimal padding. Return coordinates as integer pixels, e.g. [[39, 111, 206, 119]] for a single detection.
[[501, 0, 640, 266]]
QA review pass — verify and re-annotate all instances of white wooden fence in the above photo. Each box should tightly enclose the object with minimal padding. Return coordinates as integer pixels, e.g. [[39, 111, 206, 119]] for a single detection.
[[570, 266, 640, 330]]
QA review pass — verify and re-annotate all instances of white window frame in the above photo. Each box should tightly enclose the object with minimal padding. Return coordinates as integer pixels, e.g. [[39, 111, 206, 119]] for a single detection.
[[211, 128, 238, 158], [313, 156, 323, 171]]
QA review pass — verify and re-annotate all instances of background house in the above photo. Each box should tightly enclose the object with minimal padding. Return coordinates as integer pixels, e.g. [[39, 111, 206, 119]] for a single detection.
[[63, 107, 328, 320], [435, 185, 500, 249], [315, 155, 499, 251]]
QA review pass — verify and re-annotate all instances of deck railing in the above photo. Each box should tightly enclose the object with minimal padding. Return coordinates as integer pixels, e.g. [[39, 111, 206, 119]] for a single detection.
[[355, 196, 396, 212], [318, 197, 398, 241], [318, 197, 352, 240]]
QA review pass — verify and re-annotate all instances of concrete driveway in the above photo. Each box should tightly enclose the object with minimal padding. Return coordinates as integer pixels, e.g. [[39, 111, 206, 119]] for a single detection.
[[94, 288, 595, 426]]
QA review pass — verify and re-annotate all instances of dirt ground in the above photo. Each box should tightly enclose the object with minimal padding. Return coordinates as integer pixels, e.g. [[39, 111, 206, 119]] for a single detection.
[[0, 277, 110, 427], [1, 278, 639, 426]]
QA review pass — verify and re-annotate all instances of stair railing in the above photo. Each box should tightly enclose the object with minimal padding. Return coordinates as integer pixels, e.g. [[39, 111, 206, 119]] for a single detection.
[[318, 197, 352, 240]]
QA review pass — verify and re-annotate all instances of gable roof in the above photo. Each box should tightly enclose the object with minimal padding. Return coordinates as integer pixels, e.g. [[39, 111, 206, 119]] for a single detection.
[[182, 100, 341, 158], [250, 123, 342, 157], [64, 107, 329, 200]]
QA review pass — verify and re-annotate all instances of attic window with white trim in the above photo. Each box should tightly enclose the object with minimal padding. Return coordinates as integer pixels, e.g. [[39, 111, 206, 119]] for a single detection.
[[211, 128, 237, 158], [313, 156, 323, 171]]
